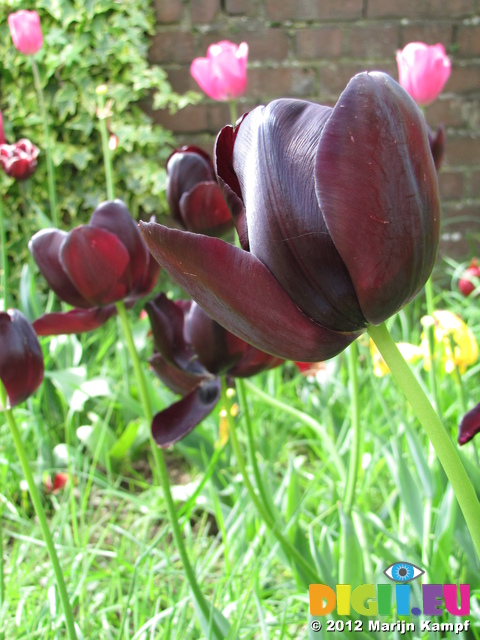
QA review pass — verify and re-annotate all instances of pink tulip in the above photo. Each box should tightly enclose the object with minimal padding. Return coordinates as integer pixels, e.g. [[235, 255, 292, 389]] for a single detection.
[[190, 40, 248, 101], [397, 42, 451, 106], [0, 113, 5, 145], [8, 10, 43, 56]]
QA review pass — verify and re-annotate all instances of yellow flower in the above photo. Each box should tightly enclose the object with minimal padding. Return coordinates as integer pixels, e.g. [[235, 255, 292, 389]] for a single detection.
[[370, 339, 423, 377], [422, 310, 478, 374]]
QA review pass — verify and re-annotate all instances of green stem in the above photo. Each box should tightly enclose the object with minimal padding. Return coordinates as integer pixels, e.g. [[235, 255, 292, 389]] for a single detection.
[[96, 90, 115, 201], [236, 378, 274, 519], [0, 197, 7, 310], [31, 58, 58, 227], [114, 301, 225, 640], [368, 322, 480, 560], [1, 387, 77, 639], [343, 340, 361, 513], [229, 100, 238, 127], [222, 378, 320, 585], [243, 380, 346, 481], [424, 277, 442, 418]]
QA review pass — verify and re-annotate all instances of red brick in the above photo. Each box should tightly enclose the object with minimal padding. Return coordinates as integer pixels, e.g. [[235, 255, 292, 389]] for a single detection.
[[151, 104, 209, 133], [446, 65, 480, 94], [265, 0, 363, 21], [367, 0, 475, 18], [438, 171, 464, 200], [154, 0, 183, 23], [148, 31, 196, 64], [400, 24, 453, 48], [191, 0, 220, 23], [348, 25, 399, 59], [166, 67, 197, 95], [295, 28, 343, 60], [201, 29, 289, 62], [225, 0, 256, 15], [248, 66, 316, 98], [457, 26, 480, 56], [444, 135, 480, 167], [470, 171, 480, 197], [425, 98, 467, 128]]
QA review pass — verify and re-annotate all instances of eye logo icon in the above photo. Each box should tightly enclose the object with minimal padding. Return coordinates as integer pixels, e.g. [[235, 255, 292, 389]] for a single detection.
[[384, 562, 424, 582]]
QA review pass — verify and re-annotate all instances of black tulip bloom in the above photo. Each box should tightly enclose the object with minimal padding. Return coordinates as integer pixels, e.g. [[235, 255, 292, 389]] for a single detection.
[[0, 309, 44, 406], [427, 125, 445, 171], [166, 146, 233, 236], [140, 72, 440, 362], [0, 138, 39, 181], [458, 403, 480, 445], [146, 294, 283, 446], [29, 200, 160, 335]]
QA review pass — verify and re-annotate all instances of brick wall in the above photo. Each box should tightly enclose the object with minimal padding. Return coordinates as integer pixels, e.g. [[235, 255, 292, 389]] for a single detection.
[[148, 0, 480, 259]]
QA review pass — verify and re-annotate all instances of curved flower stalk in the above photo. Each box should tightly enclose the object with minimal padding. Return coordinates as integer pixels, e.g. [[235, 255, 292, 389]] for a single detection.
[[0, 138, 39, 181], [29, 200, 160, 335], [140, 72, 439, 362], [146, 293, 283, 446], [191, 41, 248, 101], [166, 146, 233, 236]]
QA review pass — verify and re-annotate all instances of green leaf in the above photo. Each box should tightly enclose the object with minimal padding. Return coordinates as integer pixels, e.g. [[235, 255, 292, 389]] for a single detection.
[[109, 419, 141, 460]]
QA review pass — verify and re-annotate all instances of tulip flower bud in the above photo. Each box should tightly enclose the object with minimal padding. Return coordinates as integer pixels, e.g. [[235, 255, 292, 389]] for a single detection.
[[166, 146, 233, 236], [0, 309, 44, 407], [459, 259, 480, 297], [191, 41, 248, 101], [427, 125, 445, 171], [140, 72, 440, 362], [397, 42, 451, 106], [0, 139, 39, 181], [8, 10, 43, 56]]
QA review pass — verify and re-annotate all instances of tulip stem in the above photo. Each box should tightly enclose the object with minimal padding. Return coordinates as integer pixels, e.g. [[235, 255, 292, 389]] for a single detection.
[[222, 378, 320, 586], [96, 88, 115, 201], [344, 340, 361, 513], [114, 301, 226, 640], [1, 385, 78, 640], [0, 196, 8, 310], [31, 58, 58, 228], [368, 322, 480, 560], [229, 100, 238, 127]]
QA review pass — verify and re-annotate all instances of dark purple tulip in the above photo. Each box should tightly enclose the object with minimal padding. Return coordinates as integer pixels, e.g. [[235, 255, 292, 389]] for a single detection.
[[0, 138, 39, 181], [0, 309, 44, 406], [427, 124, 445, 171], [458, 403, 480, 445], [166, 146, 233, 236], [140, 72, 440, 362], [146, 294, 283, 446], [29, 200, 160, 335]]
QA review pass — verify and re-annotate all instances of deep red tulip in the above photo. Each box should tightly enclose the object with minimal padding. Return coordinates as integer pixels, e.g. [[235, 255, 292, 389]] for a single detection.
[[0, 309, 44, 407], [166, 146, 233, 236], [8, 10, 43, 56], [0, 139, 39, 181], [459, 259, 480, 297], [30, 200, 160, 335], [191, 41, 248, 101], [458, 402, 480, 445], [140, 72, 440, 362], [146, 294, 283, 446], [427, 125, 445, 171]]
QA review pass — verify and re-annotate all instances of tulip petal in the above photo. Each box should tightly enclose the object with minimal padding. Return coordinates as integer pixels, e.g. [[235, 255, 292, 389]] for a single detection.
[[60, 226, 130, 305], [33, 306, 117, 336], [230, 344, 283, 378], [230, 99, 366, 332], [29, 229, 90, 308], [0, 310, 43, 406], [179, 182, 233, 235], [167, 148, 217, 223], [149, 353, 207, 395], [316, 71, 440, 325], [151, 378, 221, 447], [90, 200, 149, 292], [458, 402, 480, 445], [139, 222, 361, 361]]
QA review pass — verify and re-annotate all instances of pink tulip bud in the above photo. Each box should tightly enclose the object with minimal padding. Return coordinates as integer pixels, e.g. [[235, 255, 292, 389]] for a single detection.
[[190, 40, 248, 101], [396, 42, 451, 106], [8, 10, 43, 56], [459, 259, 480, 297], [0, 113, 5, 145]]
